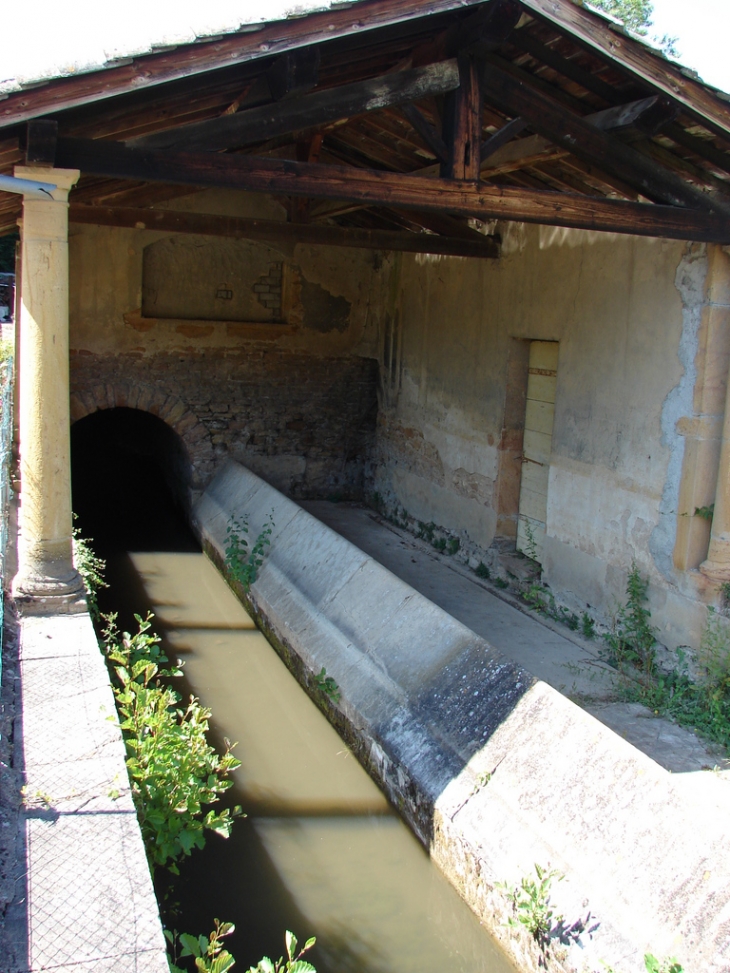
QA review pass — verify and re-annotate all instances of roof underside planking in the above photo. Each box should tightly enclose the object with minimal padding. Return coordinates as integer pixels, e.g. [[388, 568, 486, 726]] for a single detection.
[[1, 0, 730, 255]]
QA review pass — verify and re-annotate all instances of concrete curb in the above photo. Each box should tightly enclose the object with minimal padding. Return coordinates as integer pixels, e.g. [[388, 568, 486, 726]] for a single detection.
[[3, 608, 168, 973], [193, 460, 730, 973]]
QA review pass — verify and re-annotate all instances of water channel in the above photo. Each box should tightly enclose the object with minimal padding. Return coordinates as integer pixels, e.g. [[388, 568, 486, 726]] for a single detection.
[[71, 409, 517, 973]]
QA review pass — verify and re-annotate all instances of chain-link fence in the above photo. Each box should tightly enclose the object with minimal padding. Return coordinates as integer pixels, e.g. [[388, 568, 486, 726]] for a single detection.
[[0, 341, 14, 673]]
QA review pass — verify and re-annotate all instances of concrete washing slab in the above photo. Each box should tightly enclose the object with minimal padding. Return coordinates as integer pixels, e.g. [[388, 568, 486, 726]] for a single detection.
[[0, 607, 168, 973], [300, 500, 730, 776], [194, 460, 730, 973]]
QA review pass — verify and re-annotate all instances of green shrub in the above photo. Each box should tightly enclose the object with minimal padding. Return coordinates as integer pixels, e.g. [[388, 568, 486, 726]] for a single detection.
[[225, 513, 274, 590], [103, 614, 241, 873]]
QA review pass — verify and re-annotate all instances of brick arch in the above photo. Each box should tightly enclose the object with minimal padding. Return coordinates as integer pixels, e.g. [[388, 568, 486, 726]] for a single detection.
[[69, 382, 215, 491]]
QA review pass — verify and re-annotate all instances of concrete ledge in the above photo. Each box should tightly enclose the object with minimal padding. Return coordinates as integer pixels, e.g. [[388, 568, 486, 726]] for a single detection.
[[193, 461, 730, 973], [3, 609, 168, 973]]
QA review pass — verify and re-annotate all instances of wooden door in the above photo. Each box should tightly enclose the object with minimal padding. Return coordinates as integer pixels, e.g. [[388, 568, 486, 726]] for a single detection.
[[517, 340, 558, 562]]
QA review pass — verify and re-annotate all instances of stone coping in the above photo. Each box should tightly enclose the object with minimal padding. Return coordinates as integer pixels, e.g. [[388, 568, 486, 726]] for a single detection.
[[2, 609, 168, 973], [193, 459, 730, 973]]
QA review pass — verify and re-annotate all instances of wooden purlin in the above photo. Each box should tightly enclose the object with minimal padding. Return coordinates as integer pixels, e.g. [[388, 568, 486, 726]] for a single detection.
[[53, 138, 730, 242], [67, 204, 501, 258]]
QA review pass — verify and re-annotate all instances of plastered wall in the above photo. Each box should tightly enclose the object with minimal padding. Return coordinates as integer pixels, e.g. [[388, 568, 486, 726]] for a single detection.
[[68, 188, 388, 500], [373, 225, 727, 650]]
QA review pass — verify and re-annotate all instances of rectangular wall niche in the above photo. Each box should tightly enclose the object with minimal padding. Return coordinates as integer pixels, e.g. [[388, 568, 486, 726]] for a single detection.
[[142, 235, 287, 323]]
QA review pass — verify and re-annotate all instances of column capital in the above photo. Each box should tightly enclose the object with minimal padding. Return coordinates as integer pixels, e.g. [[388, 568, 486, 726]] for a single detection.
[[13, 166, 80, 200]]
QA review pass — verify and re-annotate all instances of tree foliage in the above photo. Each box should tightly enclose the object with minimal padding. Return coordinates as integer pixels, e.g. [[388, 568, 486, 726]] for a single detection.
[[588, 0, 678, 57], [0, 233, 18, 275], [589, 0, 653, 34]]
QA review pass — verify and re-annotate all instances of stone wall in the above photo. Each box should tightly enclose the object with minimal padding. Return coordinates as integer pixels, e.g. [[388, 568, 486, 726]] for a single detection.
[[372, 229, 730, 651], [70, 348, 378, 500], [68, 188, 387, 503]]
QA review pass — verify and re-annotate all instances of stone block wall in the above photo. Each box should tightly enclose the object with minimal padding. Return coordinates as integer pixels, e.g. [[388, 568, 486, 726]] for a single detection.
[[70, 348, 378, 501]]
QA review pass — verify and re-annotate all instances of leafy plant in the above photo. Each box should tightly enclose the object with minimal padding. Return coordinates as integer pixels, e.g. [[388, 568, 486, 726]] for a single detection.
[[447, 537, 460, 556], [0, 337, 13, 363], [417, 520, 436, 543], [475, 562, 490, 580], [103, 613, 241, 873], [604, 562, 657, 675], [695, 503, 715, 522], [581, 612, 595, 640], [72, 522, 108, 622], [500, 863, 564, 948], [167, 920, 237, 973], [225, 512, 274, 591], [314, 667, 341, 704], [644, 955, 684, 973], [432, 537, 446, 552], [247, 930, 317, 973], [522, 520, 539, 562], [494, 577, 509, 589]]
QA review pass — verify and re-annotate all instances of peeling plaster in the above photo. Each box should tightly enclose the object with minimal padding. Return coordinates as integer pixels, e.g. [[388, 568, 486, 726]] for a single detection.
[[650, 243, 708, 579]]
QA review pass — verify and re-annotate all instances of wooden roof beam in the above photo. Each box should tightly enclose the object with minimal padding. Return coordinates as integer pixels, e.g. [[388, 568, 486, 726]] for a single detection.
[[54, 137, 730, 242], [67, 203, 501, 258], [129, 59, 461, 153]]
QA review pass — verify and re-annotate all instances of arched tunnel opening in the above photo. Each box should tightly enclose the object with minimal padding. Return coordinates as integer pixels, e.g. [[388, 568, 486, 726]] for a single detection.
[[71, 406, 199, 623]]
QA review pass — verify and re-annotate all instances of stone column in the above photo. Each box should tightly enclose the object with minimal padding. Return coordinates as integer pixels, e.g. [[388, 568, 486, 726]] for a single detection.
[[12, 166, 85, 612], [700, 247, 730, 582]]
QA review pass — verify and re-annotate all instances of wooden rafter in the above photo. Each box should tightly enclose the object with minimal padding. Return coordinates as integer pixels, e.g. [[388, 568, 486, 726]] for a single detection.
[[130, 59, 461, 152], [480, 61, 730, 212], [519, 0, 730, 139]]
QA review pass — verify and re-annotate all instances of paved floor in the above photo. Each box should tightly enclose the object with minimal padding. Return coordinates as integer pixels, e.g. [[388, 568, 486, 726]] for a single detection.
[[302, 501, 730, 778], [0, 609, 168, 973]]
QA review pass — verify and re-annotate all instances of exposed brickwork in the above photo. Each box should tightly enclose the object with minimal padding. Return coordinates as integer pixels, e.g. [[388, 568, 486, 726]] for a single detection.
[[70, 349, 378, 499], [253, 263, 284, 319], [374, 413, 445, 486]]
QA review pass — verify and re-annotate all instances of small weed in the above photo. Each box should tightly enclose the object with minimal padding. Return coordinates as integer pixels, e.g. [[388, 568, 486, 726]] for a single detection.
[[581, 612, 595, 640], [603, 562, 656, 676], [565, 611, 579, 631], [644, 955, 684, 973], [522, 520, 539, 562], [417, 521, 436, 543], [0, 337, 13, 362], [720, 580, 730, 612], [432, 537, 446, 552], [447, 537, 460, 556], [314, 667, 341, 704], [475, 562, 490, 580], [470, 770, 492, 796], [72, 521, 108, 623], [524, 582, 550, 612], [500, 863, 564, 949], [494, 577, 509, 589], [694, 503, 715, 522], [620, 612, 730, 751], [225, 512, 274, 591]]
